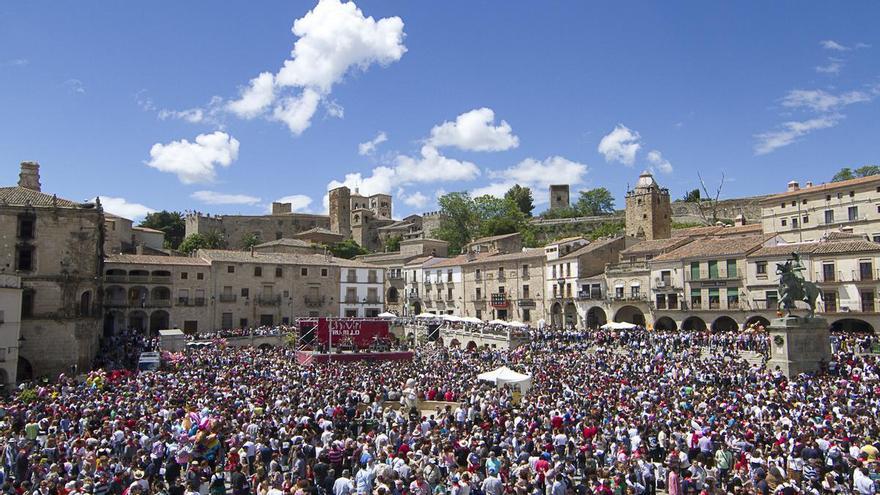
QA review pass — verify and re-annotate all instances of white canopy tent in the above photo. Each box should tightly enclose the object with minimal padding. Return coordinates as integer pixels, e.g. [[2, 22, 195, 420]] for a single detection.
[[506, 321, 528, 328], [487, 319, 507, 325], [378, 312, 397, 318], [477, 366, 532, 392], [414, 313, 439, 319], [600, 321, 638, 330], [461, 317, 483, 324]]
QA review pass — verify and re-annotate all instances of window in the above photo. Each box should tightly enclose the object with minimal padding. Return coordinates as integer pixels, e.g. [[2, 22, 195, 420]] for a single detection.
[[803, 216, 809, 224], [16, 246, 34, 271], [254, 266, 262, 277], [615, 286, 624, 299], [708, 288, 720, 309], [321, 268, 328, 277], [860, 261, 873, 281], [630, 285, 640, 298], [368, 270, 378, 283], [656, 294, 667, 310], [781, 219, 787, 227], [781, 202, 785, 209], [874, 234, 880, 244], [803, 199, 807, 205], [862, 290, 875, 312], [271, 267, 280, 278], [791, 217, 799, 228], [447, 288, 452, 299], [367, 287, 379, 303], [850, 191, 855, 197], [824, 291, 837, 312], [825, 210, 834, 224], [475, 309, 482, 320], [447, 270, 453, 282], [668, 294, 678, 309], [345, 288, 357, 303], [826, 194, 831, 201], [227, 265, 235, 273], [522, 285, 530, 299], [848, 206, 859, 221], [221, 313, 233, 329], [301, 267, 309, 277], [239, 318, 248, 328], [475, 269, 482, 280], [565, 263, 571, 277], [691, 289, 702, 309], [197, 272, 204, 280], [708, 260, 719, 279], [17, 214, 35, 239], [241, 288, 249, 298], [551, 265, 556, 278], [181, 272, 188, 280], [756, 261, 767, 275], [766, 290, 778, 309], [690, 261, 700, 280], [726, 259, 737, 278], [347, 269, 357, 282], [283, 290, 289, 298], [523, 309, 531, 322], [475, 288, 482, 300], [727, 289, 739, 309], [275, 231, 282, 240], [522, 264, 529, 276], [822, 263, 835, 282], [21, 290, 34, 318]]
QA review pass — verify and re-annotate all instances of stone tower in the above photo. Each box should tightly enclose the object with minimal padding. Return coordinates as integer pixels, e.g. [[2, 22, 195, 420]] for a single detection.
[[625, 171, 672, 240], [328, 186, 352, 237], [549, 184, 570, 210], [18, 161, 41, 191]]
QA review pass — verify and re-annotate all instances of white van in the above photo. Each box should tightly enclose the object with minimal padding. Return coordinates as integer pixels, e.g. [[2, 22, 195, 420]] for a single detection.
[[137, 351, 161, 372]]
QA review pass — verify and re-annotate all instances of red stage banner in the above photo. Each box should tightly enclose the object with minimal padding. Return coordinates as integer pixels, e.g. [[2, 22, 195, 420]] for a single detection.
[[298, 318, 390, 349]]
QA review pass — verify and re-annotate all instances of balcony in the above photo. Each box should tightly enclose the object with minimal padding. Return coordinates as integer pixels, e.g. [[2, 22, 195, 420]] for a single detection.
[[685, 272, 740, 282], [104, 275, 127, 283], [304, 296, 325, 308], [577, 291, 604, 300], [219, 294, 237, 303], [607, 261, 649, 275], [388, 272, 404, 280], [518, 298, 536, 308], [151, 276, 172, 284], [652, 278, 679, 290], [257, 295, 282, 306], [490, 293, 509, 308], [128, 275, 149, 283], [147, 299, 171, 308], [105, 299, 128, 308], [346, 276, 358, 283], [367, 277, 378, 284], [609, 294, 648, 302]]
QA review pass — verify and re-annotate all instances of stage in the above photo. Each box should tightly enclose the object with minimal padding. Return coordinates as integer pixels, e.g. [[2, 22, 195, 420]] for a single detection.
[[295, 350, 414, 365]]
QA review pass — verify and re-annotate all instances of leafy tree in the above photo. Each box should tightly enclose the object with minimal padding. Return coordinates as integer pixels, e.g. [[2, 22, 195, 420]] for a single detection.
[[681, 189, 701, 202], [833, 165, 880, 182], [433, 192, 481, 255], [178, 234, 207, 254], [504, 184, 535, 217], [242, 233, 261, 250], [327, 239, 369, 259], [202, 230, 225, 249], [139, 210, 186, 248], [384, 235, 403, 252], [587, 221, 625, 240], [474, 195, 528, 238], [575, 187, 615, 216]]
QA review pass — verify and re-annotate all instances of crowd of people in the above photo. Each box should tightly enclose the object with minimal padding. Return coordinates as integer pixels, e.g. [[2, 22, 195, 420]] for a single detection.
[[1, 323, 878, 495]]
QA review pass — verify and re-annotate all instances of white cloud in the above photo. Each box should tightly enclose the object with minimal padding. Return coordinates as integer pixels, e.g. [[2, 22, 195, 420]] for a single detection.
[[781, 88, 873, 112], [226, 0, 406, 134], [191, 190, 261, 205], [146, 131, 240, 184], [64, 78, 85, 94], [401, 191, 428, 208], [598, 124, 641, 165], [271, 88, 322, 135], [323, 100, 345, 119], [96, 196, 155, 221], [2, 58, 29, 67], [358, 131, 388, 155], [428, 108, 519, 151], [394, 145, 480, 183], [815, 58, 843, 74], [159, 108, 206, 123], [646, 150, 673, 174], [754, 114, 842, 155], [820, 40, 849, 51], [475, 156, 589, 203], [273, 194, 313, 212]]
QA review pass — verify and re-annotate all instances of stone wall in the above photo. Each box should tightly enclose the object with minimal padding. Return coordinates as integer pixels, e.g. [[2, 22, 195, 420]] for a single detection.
[[185, 213, 331, 249]]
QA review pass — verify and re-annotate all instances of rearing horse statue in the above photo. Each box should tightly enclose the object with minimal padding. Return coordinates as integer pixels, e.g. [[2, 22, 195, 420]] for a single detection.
[[776, 253, 821, 318]]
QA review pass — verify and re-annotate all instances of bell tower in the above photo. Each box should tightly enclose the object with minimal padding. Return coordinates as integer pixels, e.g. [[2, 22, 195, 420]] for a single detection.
[[625, 171, 672, 240]]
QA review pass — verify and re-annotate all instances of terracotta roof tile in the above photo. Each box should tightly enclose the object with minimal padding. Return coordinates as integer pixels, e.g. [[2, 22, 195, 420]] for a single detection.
[[105, 254, 210, 266], [760, 174, 880, 203], [652, 234, 771, 261], [0, 186, 84, 208], [198, 249, 378, 268], [671, 226, 723, 238], [620, 237, 692, 256]]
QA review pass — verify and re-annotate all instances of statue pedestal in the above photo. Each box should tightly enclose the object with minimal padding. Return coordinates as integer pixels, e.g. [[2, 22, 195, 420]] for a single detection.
[[767, 316, 830, 378]]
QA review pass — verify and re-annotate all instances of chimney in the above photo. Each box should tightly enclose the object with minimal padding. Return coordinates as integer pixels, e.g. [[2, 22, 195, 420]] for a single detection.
[[805, 181, 814, 188], [135, 243, 144, 255], [18, 161, 41, 191], [787, 180, 800, 192], [841, 225, 854, 233], [735, 214, 746, 226]]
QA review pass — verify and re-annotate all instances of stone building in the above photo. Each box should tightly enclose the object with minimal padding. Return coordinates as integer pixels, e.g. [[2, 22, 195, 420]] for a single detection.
[[0, 162, 104, 380], [0, 274, 22, 387], [549, 184, 570, 210], [460, 248, 546, 323], [625, 171, 673, 240], [104, 213, 167, 255], [760, 175, 880, 243], [184, 208, 331, 251]]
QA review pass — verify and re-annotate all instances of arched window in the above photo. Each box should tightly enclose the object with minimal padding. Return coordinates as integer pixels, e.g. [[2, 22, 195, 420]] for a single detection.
[[80, 291, 92, 316]]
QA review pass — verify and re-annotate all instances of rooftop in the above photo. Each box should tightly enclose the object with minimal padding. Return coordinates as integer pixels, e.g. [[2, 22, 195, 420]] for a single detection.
[[105, 254, 210, 266], [652, 234, 773, 262], [198, 249, 376, 268], [559, 236, 623, 260], [469, 232, 520, 244], [749, 238, 880, 258], [0, 186, 85, 209], [620, 237, 693, 256], [254, 238, 315, 248], [760, 174, 880, 203]]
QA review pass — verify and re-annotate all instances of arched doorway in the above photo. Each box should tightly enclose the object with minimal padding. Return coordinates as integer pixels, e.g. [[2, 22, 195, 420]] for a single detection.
[[614, 305, 645, 326], [104, 285, 126, 306], [563, 302, 577, 327], [150, 310, 170, 334], [79, 291, 92, 317], [681, 316, 707, 331], [151, 286, 171, 305], [129, 310, 147, 333], [449, 339, 461, 348], [466, 341, 478, 351], [586, 307, 607, 329], [550, 302, 563, 327], [711, 316, 739, 333], [17, 357, 33, 382], [830, 318, 875, 333], [387, 287, 399, 303], [654, 316, 677, 331], [744, 315, 771, 331], [128, 287, 148, 307], [412, 302, 422, 315]]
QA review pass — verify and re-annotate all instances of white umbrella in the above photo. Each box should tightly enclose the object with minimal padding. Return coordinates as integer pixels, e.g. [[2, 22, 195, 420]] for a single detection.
[[442, 315, 462, 322], [415, 313, 439, 319], [601, 321, 638, 330], [488, 319, 507, 325], [378, 312, 396, 318], [461, 317, 483, 324], [507, 321, 527, 328]]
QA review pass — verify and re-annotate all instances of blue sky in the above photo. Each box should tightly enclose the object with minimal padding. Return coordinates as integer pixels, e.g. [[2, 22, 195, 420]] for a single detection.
[[1, 1, 878, 221]]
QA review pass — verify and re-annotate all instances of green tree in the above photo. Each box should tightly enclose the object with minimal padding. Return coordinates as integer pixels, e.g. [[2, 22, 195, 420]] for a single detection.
[[433, 192, 481, 255], [139, 211, 186, 248], [575, 187, 615, 216], [681, 189, 701, 202], [242, 233, 261, 250], [474, 195, 528, 238], [587, 221, 625, 240], [203, 230, 225, 249], [539, 206, 581, 219], [178, 234, 207, 254], [855, 165, 880, 178], [384, 235, 402, 252], [504, 184, 535, 217], [327, 239, 369, 259], [832, 167, 855, 182]]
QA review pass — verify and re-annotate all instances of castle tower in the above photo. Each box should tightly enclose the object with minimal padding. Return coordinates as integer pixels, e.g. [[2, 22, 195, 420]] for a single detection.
[[369, 193, 392, 219], [625, 171, 672, 240], [18, 161, 41, 192], [549, 184, 570, 210], [328, 186, 351, 237]]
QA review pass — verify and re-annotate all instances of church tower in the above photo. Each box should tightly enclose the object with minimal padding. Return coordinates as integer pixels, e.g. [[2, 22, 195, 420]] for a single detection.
[[625, 171, 672, 240]]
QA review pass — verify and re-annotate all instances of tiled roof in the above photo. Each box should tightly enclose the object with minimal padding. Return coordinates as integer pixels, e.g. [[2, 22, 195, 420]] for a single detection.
[[748, 243, 820, 258], [402, 255, 436, 268], [294, 227, 341, 236], [671, 226, 723, 238], [132, 226, 164, 234], [431, 252, 491, 268], [0, 186, 84, 208], [548, 236, 587, 245], [822, 231, 868, 241], [254, 238, 314, 248], [198, 249, 377, 268], [620, 237, 692, 256], [469, 232, 520, 243], [811, 240, 880, 255], [377, 221, 413, 230], [652, 234, 771, 262], [760, 174, 880, 203], [716, 223, 763, 236], [105, 254, 210, 266], [467, 248, 545, 264], [559, 236, 622, 260]]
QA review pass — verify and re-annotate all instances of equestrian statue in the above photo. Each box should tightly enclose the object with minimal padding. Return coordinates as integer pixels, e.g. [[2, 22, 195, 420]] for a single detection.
[[776, 252, 821, 319]]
